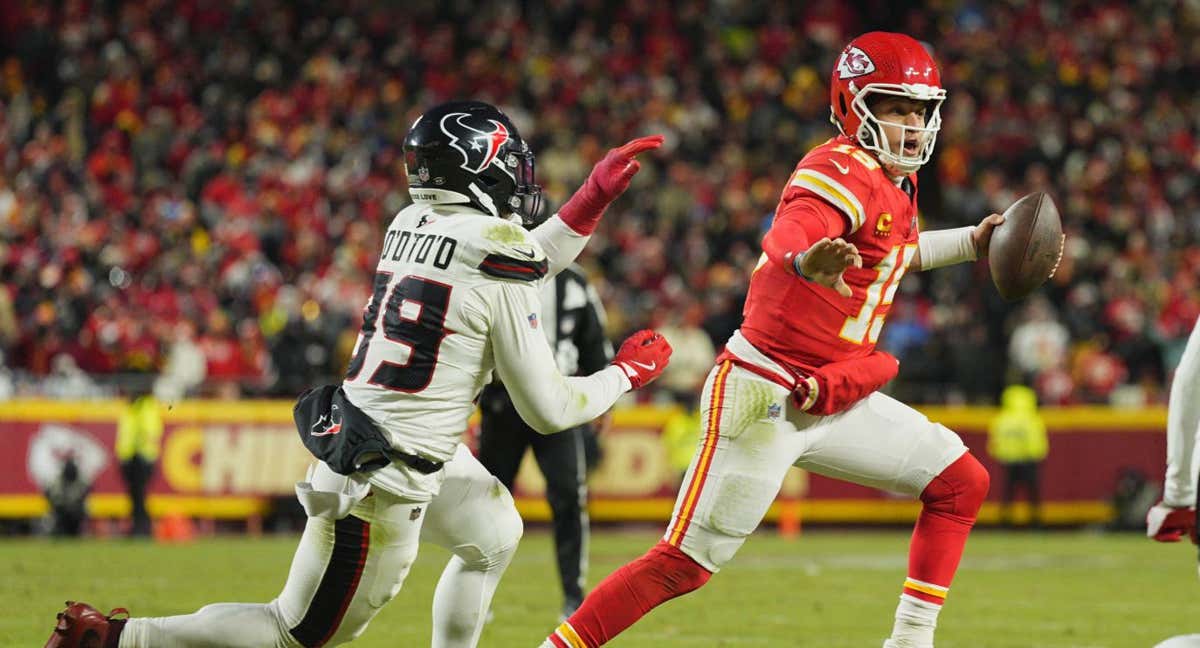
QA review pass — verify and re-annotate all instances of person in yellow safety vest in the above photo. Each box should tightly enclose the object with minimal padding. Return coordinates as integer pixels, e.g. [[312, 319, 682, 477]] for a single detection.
[[116, 389, 163, 537], [660, 393, 702, 487], [988, 384, 1049, 528]]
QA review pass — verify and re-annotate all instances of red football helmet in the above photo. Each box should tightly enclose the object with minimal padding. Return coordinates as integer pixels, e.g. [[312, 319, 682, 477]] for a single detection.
[[829, 32, 946, 175]]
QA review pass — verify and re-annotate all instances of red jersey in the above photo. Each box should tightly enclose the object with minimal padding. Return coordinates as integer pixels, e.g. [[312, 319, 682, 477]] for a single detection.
[[741, 136, 920, 370]]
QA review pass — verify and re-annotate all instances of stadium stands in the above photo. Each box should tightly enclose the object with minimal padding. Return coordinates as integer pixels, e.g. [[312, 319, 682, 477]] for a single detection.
[[0, 1, 1195, 405]]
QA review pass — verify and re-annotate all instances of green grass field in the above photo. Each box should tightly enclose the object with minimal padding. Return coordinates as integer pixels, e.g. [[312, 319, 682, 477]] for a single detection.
[[4, 527, 1197, 647]]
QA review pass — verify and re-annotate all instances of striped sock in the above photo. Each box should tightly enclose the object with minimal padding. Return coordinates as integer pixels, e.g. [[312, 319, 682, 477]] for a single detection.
[[888, 453, 988, 647], [539, 541, 711, 648], [901, 576, 948, 606], [546, 621, 586, 648]]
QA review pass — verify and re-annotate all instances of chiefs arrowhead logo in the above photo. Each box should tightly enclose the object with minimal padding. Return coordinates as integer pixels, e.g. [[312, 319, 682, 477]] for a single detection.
[[440, 112, 510, 174], [837, 45, 876, 79], [310, 402, 343, 437]]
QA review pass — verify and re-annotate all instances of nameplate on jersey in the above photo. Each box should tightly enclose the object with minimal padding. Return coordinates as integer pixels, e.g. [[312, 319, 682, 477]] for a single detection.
[[381, 229, 458, 270], [479, 252, 548, 282]]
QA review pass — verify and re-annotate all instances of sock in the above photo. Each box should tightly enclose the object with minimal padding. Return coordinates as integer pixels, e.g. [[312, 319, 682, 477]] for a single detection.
[[892, 453, 989, 642], [431, 547, 515, 648], [886, 596, 940, 646], [545, 541, 711, 647], [117, 603, 285, 647]]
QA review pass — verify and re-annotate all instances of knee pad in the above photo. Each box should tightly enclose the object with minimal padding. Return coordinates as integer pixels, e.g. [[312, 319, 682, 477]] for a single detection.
[[456, 503, 523, 572], [920, 452, 990, 518], [639, 541, 712, 598]]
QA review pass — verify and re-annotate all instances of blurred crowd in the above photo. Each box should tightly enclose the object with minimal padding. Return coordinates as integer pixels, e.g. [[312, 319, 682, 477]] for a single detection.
[[0, 0, 1196, 406]]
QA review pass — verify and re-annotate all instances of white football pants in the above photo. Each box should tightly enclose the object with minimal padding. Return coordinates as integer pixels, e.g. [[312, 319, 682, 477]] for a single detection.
[[119, 444, 522, 648], [665, 361, 967, 572]]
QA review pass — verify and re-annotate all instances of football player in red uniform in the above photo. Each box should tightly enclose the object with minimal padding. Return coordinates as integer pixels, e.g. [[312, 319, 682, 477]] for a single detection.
[[540, 32, 1006, 648]]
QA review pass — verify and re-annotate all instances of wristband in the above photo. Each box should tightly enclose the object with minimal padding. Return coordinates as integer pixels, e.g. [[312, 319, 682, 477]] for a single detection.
[[791, 251, 816, 281]]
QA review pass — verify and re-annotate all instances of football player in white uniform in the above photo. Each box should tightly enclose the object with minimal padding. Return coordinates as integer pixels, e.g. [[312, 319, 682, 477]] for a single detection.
[[1146, 317, 1200, 567], [46, 101, 672, 648]]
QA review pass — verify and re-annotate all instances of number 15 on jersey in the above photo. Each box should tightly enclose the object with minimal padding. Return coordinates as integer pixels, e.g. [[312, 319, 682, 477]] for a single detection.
[[839, 243, 916, 345]]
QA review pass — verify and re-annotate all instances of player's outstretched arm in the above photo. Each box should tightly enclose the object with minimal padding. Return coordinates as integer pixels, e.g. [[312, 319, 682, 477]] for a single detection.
[[796, 238, 862, 297], [911, 213, 1005, 271], [530, 135, 664, 277], [485, 284, 669, 435]]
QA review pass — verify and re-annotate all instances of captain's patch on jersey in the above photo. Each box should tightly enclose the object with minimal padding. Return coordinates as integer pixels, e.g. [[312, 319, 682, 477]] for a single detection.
[[528, 313, 539, 329]]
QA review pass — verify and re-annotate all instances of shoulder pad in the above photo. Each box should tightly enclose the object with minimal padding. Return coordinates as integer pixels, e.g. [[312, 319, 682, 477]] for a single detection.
[[788, 141, 882, 233], [476, 221, 548, 282]]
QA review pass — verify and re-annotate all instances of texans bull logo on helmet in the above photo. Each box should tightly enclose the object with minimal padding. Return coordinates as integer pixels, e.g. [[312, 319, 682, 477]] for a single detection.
[[440, 112, 511, 174]]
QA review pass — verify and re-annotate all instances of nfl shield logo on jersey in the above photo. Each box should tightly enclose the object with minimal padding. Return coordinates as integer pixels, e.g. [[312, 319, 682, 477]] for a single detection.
[[528, 313, 539, 329], [767, 403, 781, 419]]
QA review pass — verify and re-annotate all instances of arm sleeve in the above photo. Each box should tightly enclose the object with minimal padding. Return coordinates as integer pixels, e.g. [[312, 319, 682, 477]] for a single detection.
[[529, 214, 590, 282], [575, 277, 614, 374], [761, 195, 846, 273], [485, 281, 629, 435], [914, 226, 977, 271]]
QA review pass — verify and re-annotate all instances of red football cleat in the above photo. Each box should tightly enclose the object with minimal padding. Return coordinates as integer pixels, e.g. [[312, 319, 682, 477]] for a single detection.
[[45, 601, 128, 648]]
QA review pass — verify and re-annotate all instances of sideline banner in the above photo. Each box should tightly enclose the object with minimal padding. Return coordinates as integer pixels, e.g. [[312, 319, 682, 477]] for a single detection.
[[0, 401, 1167, 524]]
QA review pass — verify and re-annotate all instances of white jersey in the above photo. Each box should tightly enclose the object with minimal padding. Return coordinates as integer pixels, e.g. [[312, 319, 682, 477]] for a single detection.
[[341, 203, 629, 500]]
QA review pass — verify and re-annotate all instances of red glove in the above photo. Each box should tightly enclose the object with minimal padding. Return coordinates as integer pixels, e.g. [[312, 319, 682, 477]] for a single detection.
[[1147, 502, 1197, 543], [558, 135, 665, 235], [613, 329, 672, 389], [793, 350, 899, 415]]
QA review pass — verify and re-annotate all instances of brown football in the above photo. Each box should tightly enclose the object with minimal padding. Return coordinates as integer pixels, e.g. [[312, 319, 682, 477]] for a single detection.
[[987, 192, 1064, 301]]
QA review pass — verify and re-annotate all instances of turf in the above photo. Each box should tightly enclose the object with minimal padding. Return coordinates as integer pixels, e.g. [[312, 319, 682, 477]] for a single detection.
[[4, 527, 1197, 647]]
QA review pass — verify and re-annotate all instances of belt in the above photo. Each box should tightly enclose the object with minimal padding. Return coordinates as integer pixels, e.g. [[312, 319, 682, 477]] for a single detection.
[[715, 348, 801, 391], [392, 450, 444, 475]]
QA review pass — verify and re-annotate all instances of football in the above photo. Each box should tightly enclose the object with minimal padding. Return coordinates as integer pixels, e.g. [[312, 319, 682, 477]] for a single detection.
[[987, 191, 1065, 301]]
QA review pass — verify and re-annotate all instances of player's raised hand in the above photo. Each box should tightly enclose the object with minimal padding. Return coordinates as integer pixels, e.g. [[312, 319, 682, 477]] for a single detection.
[[593, 135, 665, 198], [797, 238, 862, 297], [971, 213, 1006, 257], [558, 135, 665, 235]]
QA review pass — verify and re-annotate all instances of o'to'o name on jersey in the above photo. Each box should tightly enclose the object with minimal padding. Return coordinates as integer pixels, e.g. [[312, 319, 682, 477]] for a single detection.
[[381, 228, 458, 270]]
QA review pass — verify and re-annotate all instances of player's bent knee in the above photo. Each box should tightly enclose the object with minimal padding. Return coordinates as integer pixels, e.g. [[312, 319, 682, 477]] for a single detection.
[[644, 541, 713, 597], [708, 473, 777, 538], [458, 505, 523, 571], [921, 452, 989, 517], [366, 540, 420, 608]]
